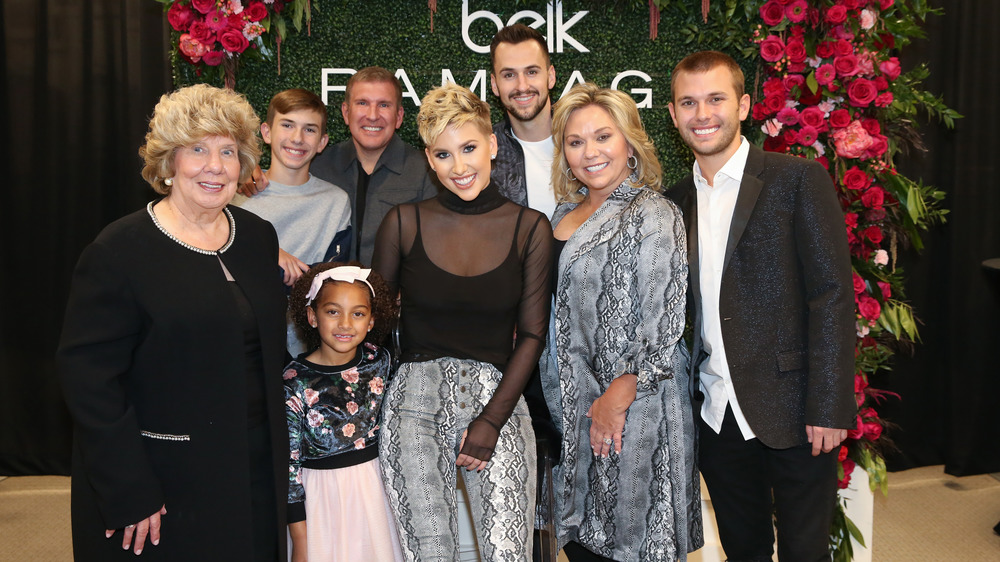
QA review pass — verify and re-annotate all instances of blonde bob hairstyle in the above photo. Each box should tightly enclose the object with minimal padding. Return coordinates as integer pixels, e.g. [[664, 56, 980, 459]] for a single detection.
[[416, 82, 492, 147], [139, 84, 262, 195], [551, 83, 662, 204]]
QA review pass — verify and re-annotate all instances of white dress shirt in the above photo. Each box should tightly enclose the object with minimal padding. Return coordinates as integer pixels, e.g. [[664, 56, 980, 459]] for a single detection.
[[694, 137, 757, 440]]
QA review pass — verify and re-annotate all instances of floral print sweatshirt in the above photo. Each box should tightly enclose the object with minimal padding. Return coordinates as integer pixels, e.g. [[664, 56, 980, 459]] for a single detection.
[[283, 343, 390, 522]]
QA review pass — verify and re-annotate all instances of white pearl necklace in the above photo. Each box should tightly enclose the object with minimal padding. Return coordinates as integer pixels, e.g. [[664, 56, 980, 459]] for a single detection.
[[146, 200, 236, 255]]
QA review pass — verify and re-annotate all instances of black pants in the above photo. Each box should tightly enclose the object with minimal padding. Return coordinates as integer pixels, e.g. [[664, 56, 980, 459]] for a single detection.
[[699, 407, 838, 562]]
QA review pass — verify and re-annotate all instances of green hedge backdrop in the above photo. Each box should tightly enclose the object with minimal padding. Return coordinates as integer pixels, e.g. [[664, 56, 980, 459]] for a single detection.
[[174, 0, 756, 185]]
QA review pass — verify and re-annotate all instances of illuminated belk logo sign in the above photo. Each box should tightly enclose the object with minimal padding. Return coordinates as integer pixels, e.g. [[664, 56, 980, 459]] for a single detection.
[[461, 0, 589, 54]]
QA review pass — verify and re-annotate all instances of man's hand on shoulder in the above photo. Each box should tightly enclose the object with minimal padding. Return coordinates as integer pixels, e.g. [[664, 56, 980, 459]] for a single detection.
[[238, 166, 269, 197], [806, 425, 847, 456]]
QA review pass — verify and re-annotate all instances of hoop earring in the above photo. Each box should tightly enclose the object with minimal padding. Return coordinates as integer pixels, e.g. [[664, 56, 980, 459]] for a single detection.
[[564, 167, 576, 182], [627, 155, 638, 170]]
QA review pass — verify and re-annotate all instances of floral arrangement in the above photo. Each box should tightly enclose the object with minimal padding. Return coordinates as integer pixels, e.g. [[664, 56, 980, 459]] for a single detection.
[[747, 0, 956, 559], [157, 0, 315, 86]]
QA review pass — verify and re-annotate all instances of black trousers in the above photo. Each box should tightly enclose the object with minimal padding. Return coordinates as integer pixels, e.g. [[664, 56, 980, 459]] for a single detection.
[[699, 407, 838, 562]]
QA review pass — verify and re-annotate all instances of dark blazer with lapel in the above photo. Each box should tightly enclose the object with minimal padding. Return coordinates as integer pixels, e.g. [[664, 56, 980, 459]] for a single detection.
[[666, 144, 856, 449]]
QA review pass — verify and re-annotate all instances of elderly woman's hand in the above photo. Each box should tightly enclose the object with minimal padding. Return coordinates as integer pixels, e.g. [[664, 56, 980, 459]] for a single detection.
[[105, 505, 167, 555], [587, 374, 637, 457]]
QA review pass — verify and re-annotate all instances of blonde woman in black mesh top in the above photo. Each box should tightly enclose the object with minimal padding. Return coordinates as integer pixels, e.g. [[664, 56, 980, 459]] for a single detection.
[[372, 82, 552, 561]]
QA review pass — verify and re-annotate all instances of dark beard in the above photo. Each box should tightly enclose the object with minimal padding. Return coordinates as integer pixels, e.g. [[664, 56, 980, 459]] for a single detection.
[[503, 93, 549, 123]]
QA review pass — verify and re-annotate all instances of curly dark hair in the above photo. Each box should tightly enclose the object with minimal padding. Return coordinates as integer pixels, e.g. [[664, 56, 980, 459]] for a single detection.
[[289, 261, 398, 353]]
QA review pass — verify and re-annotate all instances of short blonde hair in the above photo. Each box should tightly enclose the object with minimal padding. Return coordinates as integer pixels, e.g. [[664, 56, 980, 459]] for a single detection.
[[139, 84, 261, 195], [551, 83, 662, 203], [417, 82, 492, 147]]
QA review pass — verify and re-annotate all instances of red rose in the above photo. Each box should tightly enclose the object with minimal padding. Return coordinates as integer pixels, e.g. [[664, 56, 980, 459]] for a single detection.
[[797, 125, 819, 146], [188, 20, 215, 45], [875, 92, 894, 107], [798, 87, 823, 106], [816, 41, 835, 59], [764, 93, 785, 114], [782, 127, 798, 145], [219, 28, 250, 54], [864, 225, 884, 245], [816, 155, 830, 170], [760, 36, 786, 63], [763, 135, 788, 153], [167, 2, 196, 31], [879, 57, 902, 80], [838, 444, 850, 462], [799, 106, 828, 132], [864, 134, 889, 159], [857, 293, 881, 321], [825, 5, 848, 24], [845, 212, 858, 229], [829, 108, 851, 129], [853, 271, 866, 294], [863, 421, 883, 441], [834, 54, 860, 78], [245, 1, 269, 22], [867, 208, 887, 222], [815, 64, 837, 87], [785, 38, 807, 63], [202, 50, 224, 66], [763, 77, 786, 98], [191, 0, 216, 15], [834, 39, 854, 57], [847, 78, 878, 107], [861, 185, 885, 209], [786, 0, 808, 22], [839, 457, 856, 489], [842, 167, 871, 190], [760, 0, 786, 25], [228, 13, 246, 31], [880, 0, 895, 10], [843, 0, 862, 9], [874, 76, 889, 91], [874, 32, 895, 50], [783, 74, 805, 93], [807, 7, 821, 25], [855, 373, 869, 393], [877, 280, 892, 300], [862, 118, 881, 135]]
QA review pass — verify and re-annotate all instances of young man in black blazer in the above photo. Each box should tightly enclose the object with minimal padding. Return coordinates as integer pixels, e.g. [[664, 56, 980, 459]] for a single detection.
[[666, 51, 856, 561]]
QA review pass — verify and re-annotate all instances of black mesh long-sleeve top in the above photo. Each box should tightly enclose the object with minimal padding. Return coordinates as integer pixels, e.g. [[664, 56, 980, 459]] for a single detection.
[[372, 183, 553, 461]]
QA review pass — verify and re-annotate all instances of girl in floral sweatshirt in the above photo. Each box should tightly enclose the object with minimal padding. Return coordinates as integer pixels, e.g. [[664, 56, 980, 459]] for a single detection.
[[283, 262, 402, 561]]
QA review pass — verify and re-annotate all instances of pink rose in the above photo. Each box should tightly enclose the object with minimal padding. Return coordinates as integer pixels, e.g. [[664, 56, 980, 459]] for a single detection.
[[191, 0, 216, 14], [341, 367, 360, 384], [306, 410, 324, 428], [354, 438, 366, 450], [776, 107, 800, 126], [799, 106, 828, 131], [797, 125, 818, 146], [760, 0, 786, 25], [786, 0, 808, 22], [857, 294, 881, 322], [202, 50, 224, 66], [785, 38, 807, 63], [874, 249, 889, 266], [303, 388, 320, 407], [783, 74, 805, 93], [832, 121, 873, 158], [178, 33, 209, 63], [219, 27, 249, 53], [861, 185, 885, 209], [860, 8, 876, 30], [834, 55, 860, 78], [825, 5, 848, 24], [760, 36, 786, 63], [245, 1, 269, 22], [762, 118, 783, 137], [368, 377, 385, 395], [341, 423, 356, 438], [283, 368, 298, 380], [167, 2, 196, 31], [842, 166, 871, 191], [879, 57, 902, 80], [346, 401, 359, 415], [815, 64, 837, 87]]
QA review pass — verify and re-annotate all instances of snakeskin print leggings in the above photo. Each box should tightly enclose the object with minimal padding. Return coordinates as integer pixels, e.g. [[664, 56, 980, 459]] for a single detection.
[[379, 358, 536, 561]]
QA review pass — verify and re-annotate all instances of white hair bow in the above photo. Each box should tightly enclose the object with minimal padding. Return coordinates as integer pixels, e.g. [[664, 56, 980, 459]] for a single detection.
[[305, 266, 374, 305]]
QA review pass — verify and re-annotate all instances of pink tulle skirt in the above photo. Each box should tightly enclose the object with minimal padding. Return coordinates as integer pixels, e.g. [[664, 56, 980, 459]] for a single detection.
[[290, 458, 404, 561]]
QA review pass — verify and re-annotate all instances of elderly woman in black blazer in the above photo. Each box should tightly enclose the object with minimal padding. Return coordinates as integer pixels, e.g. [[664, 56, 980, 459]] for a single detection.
[[57, 84, 288, 560]]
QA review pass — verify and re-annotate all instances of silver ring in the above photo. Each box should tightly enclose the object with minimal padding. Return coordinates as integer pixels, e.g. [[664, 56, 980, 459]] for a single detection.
[[603, 438, 613, 445], [126, 524, 136, 529]]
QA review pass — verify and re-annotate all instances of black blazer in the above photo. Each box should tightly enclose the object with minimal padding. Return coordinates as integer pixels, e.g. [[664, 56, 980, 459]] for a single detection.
[[666, 145, 856, 449], [57, 204, 289, 560]]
